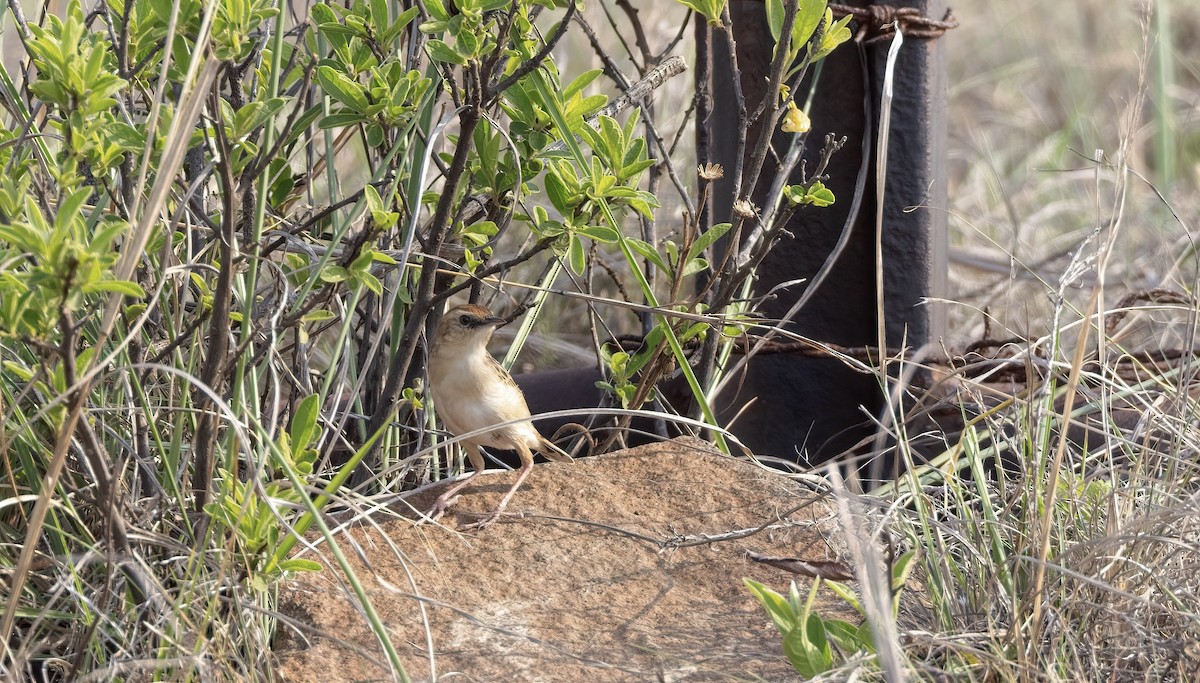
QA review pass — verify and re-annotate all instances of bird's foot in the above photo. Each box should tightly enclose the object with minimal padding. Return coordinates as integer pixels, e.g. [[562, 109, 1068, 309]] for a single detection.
[[458, 509, 517, 531], [458, 512, 499, 531], [420, 493, 462, 524]]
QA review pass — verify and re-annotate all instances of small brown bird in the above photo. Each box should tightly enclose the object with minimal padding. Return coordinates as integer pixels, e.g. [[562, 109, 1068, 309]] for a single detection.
[[426, 303, 572, 527]]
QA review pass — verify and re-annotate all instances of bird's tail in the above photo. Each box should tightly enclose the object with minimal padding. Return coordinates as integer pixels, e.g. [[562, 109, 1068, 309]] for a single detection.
[[536, 435, 574, 462]]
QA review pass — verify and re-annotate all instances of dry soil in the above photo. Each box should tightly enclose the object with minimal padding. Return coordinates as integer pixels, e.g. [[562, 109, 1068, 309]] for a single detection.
[[275, 437, 858, 682]]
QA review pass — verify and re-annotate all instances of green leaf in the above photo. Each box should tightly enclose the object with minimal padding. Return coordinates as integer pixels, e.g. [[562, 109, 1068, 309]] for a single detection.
[[82, 279, 145, 297], [680, 257, 709, 278], [535, 219, 566, 239], [315, 22, 359, 39], [824, 580, 863, 616], [856, 622, 876, 653], [424, 0, 449, 22], [3, 361, 34, 381], [619, 157, 656, 181], [301, 309, 336, 323], [812, 12, 853, 62], [363, 184, 383, 213], [358, 270, 383, 295], [544, 170, 573, 214], [765, 0, 784, 41], [598, 115, 623, 158], [567, 233, 585, 275], [577, 123, 603, 157], [425, 39, 466, 65], [90, 219, 129, 254], [782, 614, 834, 677], [606, 350, 630, 375], [456, 28, 479, 59], [318, 111, 367, 129], [784, 181, 836, 207], [268, 159, 296, 206], [592, 173, 616, 197], [664, 239, 679, 268], [563, 94, 607, 128], [624, 191, 659, 219], [319, 265, 350, 283], [382, 7, 421, 43], [686, 221, 731, 262], [369, 0, 389, 28], [365, 122, 384, 147], [562, 68, 603, 100], [803, 613, 832, 658], [823, 618, 867, 654], [678, 321, 709, 344], [281, 104, 326, 146], [277, 558, 323, 573], [626, 238, 667, 273], [54, 188, 91, 235], [370, 250, 398, 265], [350, 248, 374, 273], [0, 222, 45, 256], [370, 205, 400, 230], [806, 181, 835, 207], [674, 0, 727, 26], [316, 66, 369, 112], [232, 101, 264, 138], [147, 0, 174, 23], [792, 0, 828, 49], [462, 220, 498, 240], [290, 394, 320, 450], [766, 0, 827, 55], [743, 578, 796, 635], [576, 225, 619, 243], [106, 122, 144, 150], [891, 549, 918, 591]]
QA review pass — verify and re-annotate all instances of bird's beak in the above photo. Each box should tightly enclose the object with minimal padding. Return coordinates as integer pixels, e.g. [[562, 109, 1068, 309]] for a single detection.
[[485, 315, 507, 328]]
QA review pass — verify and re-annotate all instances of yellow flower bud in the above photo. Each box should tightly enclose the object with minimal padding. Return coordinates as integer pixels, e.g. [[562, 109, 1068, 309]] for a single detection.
[[781, 101, 810, 134]]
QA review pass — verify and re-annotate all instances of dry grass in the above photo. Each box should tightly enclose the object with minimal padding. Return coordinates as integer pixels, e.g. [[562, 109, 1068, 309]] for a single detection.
[[944, 0, 1200, 338], [851, 2, 1200, 679]]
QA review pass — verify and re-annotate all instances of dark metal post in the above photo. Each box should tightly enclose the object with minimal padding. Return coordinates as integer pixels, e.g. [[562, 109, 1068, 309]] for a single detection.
[[704, 0, 949, 465]]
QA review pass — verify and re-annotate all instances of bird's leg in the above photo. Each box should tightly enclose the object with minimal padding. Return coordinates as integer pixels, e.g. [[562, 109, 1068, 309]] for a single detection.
[[460, 462, 531, 529], [425, 443, 485, 521], [461, 443, 534, 530], [426, 470, 479, 520]]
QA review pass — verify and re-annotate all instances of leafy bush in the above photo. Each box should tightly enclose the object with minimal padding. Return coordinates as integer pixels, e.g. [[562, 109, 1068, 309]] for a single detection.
[[0, 0, 851, 678]]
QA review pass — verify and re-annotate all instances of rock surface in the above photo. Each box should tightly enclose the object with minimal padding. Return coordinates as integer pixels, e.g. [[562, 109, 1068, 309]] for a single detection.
[[275, 437, 857, 682]]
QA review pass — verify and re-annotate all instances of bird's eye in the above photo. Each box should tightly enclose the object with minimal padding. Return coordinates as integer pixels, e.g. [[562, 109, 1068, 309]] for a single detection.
[[459, 314, 472, 326]]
